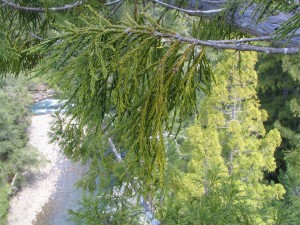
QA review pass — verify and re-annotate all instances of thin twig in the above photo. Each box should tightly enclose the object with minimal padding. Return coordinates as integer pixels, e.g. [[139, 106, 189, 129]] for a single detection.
[[105, 0, 123, 6], [199, 0, 226, 3], [30, 32, 44, 40], [108, 137, 122, 163], [152, 0, 224, 16], [108, 0, 125, 17]]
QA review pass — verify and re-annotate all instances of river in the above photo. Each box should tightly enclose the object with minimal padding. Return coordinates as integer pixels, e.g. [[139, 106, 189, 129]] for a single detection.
[[31, 99, 88, 225], [7, 99, 87, 225], [33, 160, 88, 225]]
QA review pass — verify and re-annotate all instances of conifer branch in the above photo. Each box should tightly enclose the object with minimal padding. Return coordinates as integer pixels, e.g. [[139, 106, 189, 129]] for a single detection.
[[211, 36, 274, 43], [150, 31, 299, 54], [152, 0, 224, 16], [200, 0, 226, 3], [0, 0, 84, 12], [105, 0, 124, 5]]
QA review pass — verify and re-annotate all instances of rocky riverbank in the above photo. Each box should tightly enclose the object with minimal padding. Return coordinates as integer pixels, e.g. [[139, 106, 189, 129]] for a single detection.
[[28, 82, 56, 103], [7, 115, 64, 225]]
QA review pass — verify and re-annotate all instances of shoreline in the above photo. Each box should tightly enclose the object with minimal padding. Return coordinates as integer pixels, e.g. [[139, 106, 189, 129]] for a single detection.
[[7, 114, 64, 225]]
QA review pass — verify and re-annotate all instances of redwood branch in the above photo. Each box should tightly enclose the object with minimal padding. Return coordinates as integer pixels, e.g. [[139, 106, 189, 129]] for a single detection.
[[149, 30, 299, 54], [105, 0, 123, 5], [152, 0, 224, 16], [210, 36, 274, 43]]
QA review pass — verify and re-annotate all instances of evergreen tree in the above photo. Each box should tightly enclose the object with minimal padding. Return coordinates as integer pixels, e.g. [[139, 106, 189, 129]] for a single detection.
[[256, 54, 300, 224], [161, 51, 285, 224], [0, 76, 40, 225]]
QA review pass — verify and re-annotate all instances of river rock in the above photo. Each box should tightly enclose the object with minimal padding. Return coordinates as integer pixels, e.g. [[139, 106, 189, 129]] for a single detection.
[[28, 82, 56, 103]]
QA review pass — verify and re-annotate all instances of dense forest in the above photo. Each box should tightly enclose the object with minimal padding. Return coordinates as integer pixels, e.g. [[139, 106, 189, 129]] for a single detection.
[[0, 76, 40, 224], [0, 0, 299, 224]]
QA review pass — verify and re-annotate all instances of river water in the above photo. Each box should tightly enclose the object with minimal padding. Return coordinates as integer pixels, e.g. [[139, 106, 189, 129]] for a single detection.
[[33, 160, 88, 225], [31, 99, 88, 225]]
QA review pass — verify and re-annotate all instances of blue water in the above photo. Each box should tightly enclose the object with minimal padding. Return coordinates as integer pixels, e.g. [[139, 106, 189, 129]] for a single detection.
[[33, 160, 88, 225], [31, 99, 67, 115]]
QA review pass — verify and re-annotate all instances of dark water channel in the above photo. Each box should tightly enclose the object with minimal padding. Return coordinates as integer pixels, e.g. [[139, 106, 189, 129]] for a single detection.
[[31, 99, 88, 225]]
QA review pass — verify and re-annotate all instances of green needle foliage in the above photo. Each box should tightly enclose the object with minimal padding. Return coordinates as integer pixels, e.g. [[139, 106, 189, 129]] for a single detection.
[[30, 7, 213, 189]]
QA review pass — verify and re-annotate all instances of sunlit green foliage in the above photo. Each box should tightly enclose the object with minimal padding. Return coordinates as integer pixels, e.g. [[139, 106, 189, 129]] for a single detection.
[[161, 51, 285, 224]]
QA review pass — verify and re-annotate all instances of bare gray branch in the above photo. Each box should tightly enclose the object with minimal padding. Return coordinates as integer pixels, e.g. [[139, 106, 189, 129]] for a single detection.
[[151, 31, 299, 54], [0, 0, 84, 12]]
